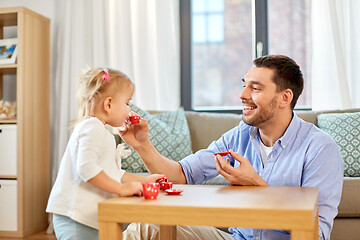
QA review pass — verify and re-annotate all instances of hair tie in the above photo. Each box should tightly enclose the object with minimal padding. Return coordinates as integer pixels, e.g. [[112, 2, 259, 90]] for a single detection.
[[102, 69, 110, 82]]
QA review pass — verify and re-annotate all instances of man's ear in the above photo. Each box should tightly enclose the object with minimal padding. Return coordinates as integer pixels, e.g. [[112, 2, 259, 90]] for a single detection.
[[103, 97, 112, 113], [279, 89, 293, 109]]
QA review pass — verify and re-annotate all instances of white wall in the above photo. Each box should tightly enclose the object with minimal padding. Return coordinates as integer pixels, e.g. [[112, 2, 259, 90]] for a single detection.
[[0, 0, 56, 19]]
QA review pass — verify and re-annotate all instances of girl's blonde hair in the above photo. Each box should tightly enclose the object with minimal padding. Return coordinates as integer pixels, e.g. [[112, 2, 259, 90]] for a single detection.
[[74, 67, 133, 124]]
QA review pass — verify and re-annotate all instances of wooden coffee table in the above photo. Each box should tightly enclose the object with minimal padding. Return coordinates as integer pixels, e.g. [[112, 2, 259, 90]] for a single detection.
[[98, 184, 319, 240]]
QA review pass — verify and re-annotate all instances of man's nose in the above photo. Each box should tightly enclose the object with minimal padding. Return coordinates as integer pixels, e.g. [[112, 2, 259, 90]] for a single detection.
[[239, 87, 250, 100]]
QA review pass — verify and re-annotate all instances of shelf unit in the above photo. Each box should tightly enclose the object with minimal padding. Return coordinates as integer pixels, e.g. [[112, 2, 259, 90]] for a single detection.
[[0, 7, 50, 237]]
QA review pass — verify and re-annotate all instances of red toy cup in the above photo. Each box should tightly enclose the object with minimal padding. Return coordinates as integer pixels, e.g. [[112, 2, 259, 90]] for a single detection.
[[214, 152, 231, 156], [156, 176, 167, 185], [142, 182, 160, 200], [129, 115, 141, 124], [160, 181, 173, 191]]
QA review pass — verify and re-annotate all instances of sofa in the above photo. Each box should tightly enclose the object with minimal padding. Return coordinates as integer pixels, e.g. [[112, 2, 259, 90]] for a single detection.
[[122, 107, 360, 239]]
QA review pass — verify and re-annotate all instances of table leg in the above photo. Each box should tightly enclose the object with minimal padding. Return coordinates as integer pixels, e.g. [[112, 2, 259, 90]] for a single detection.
[[160, 225, 176, 240], [291, 208, 319, 240], [99, 222, 123, 240], [315, 209, 319, 239]]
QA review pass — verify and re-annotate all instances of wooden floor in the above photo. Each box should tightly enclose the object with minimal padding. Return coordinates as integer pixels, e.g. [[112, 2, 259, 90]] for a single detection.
[[0, 231, 56, 240]]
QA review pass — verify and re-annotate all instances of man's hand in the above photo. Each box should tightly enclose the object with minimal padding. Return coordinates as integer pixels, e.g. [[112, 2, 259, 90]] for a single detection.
[[145, 174, 166, 183], [119, 118, 150, 150], [215, 149, 269, 186]]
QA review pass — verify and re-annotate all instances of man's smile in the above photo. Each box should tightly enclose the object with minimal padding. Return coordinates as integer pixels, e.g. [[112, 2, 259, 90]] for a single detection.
[[242, 103, 257, 114]]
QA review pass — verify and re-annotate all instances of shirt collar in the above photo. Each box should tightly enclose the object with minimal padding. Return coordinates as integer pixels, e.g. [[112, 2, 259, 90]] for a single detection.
[[248, 112, 301, 149]]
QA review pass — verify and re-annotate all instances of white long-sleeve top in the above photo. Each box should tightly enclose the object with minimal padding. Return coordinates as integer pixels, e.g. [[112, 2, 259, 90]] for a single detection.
[[46, 117, 125, 229]]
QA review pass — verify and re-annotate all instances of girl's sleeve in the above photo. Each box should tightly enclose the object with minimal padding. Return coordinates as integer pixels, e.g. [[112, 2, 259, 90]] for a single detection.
[[76, 121, 104, 182]]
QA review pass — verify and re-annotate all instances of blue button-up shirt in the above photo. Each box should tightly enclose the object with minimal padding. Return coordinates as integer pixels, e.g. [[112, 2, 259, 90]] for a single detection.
[[179, 113, 343, 240]]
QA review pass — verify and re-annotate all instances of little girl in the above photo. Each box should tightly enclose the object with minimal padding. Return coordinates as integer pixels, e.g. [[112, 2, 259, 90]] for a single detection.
[[46, 68, 163, 240]]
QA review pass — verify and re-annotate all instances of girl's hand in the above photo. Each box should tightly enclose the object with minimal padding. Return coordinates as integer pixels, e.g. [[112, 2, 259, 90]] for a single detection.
[[145, 174, 166, 183], [119, 118, 150, 149], [119, 182, 143, 197]]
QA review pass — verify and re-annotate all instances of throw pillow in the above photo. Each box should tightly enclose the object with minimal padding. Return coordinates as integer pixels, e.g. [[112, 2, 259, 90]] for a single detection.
[[317, 112, 360, 177], [120, 104, 193, 173]]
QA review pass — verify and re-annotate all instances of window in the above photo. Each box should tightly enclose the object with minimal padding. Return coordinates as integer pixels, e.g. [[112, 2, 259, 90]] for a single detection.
[[181, 0, 312, 112], [192, 0, 225, 43], [268, 0, 312, 108]]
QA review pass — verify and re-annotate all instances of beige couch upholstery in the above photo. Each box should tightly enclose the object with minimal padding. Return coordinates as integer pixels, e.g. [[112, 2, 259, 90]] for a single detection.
[[182, 109, 360, 240]]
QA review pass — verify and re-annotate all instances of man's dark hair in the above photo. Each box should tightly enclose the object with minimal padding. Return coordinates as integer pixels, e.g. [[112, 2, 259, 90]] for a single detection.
[[253, 55, 304, 109]]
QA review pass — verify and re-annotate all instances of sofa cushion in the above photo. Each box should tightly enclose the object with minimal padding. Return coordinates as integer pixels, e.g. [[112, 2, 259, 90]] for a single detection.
[[185, 111, 242, 152], [120, 104, 192, 173], [317, 112, 360, 177], [296, 108, 360, 127], [331, 217, 360, 240], [337, 177, 360, 217], [296, 111, 318, 125]]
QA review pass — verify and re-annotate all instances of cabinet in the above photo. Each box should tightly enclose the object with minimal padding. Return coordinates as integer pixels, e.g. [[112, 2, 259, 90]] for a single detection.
[[0, 7, 50, 237], [0, 125, 17, 176], [0, 180, 17, 231]]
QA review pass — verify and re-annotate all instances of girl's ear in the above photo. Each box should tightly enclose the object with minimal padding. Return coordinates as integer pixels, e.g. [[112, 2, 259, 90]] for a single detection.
[[103, 97, 112, 113], [279, 89, 293, 109]]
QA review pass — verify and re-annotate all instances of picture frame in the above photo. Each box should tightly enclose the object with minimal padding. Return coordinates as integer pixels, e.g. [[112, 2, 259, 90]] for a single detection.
[[0, 38, 18, 64]]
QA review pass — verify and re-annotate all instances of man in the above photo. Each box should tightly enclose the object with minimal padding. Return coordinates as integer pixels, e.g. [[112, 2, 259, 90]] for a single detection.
[[121, 55, 343, 240]]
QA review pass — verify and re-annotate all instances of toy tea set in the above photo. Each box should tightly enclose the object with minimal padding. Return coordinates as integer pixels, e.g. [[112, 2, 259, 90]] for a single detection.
[[142, 176, 183, 200]]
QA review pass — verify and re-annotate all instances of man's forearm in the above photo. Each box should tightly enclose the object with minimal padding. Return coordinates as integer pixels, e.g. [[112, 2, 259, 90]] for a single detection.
[[135, 140, 187, 184]]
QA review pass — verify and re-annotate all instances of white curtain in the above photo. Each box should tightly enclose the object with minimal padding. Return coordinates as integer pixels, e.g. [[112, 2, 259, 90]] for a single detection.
[[51, 0, 180, 184], [311, 0, 360, 110]]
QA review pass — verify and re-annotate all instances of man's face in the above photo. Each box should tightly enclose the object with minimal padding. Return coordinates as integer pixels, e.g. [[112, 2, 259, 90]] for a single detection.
[[240, 66, 279, 127]]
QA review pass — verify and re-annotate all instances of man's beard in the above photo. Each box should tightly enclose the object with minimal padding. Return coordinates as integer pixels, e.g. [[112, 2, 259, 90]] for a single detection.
[[242, 96, 278, 127]]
